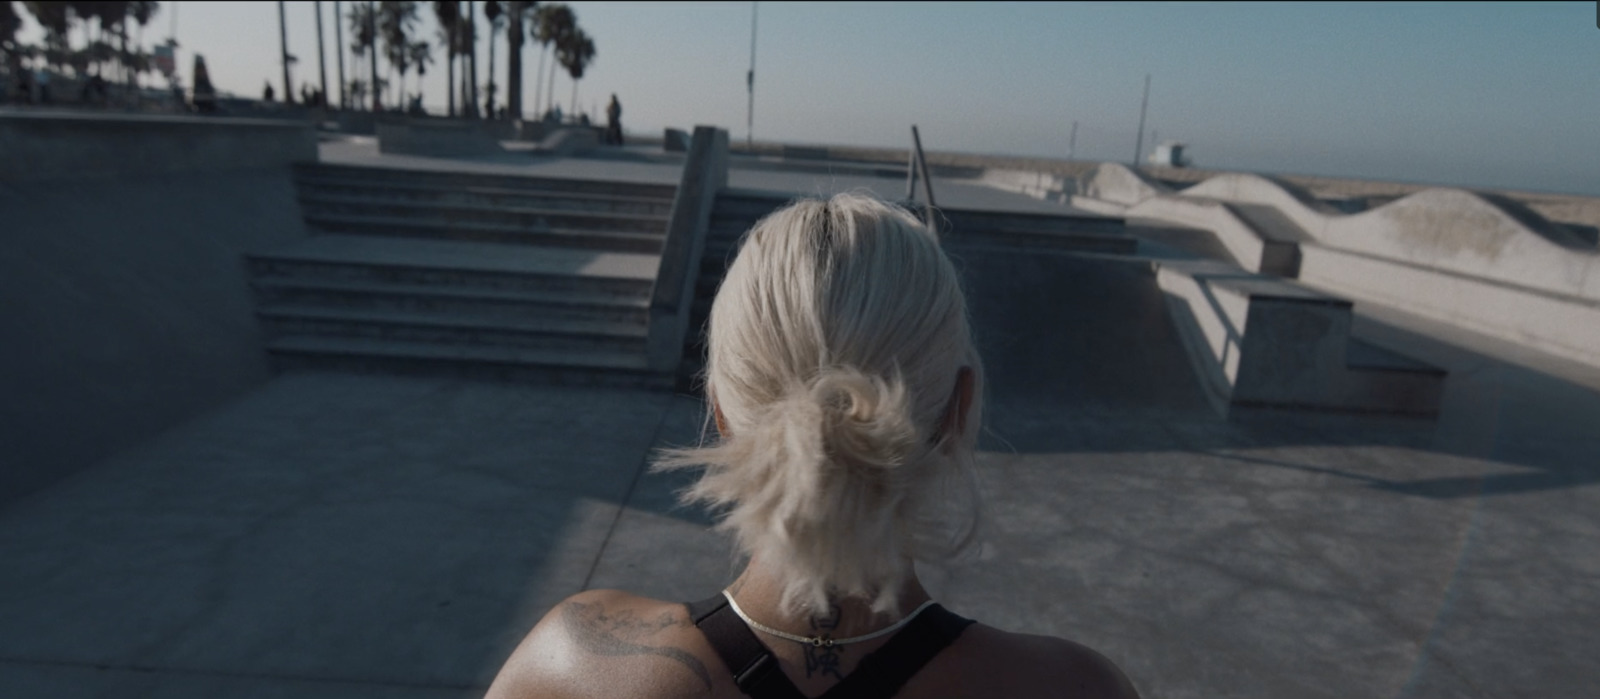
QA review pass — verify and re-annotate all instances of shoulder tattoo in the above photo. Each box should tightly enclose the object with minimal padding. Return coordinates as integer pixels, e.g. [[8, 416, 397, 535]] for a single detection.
[[558, 600, 713, 691]]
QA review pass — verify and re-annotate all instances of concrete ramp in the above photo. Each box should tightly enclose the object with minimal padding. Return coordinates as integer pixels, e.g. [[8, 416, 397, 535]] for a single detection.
[[1075, 162, 1174, 207], [954, 247, 1214, 422]]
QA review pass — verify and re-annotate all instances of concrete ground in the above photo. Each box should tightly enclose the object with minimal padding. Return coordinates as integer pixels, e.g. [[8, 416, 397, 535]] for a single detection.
[[4, 147, 1598, 699]]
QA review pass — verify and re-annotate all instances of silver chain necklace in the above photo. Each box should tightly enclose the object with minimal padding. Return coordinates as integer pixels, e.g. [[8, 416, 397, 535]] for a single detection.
[[721, 589, 937, 648]]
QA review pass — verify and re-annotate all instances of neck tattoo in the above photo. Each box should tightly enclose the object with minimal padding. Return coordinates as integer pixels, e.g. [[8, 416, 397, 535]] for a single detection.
[[804, 604, 845, 679]]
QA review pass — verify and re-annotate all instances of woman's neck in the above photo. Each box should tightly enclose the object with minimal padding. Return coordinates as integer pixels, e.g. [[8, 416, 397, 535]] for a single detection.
[[724, 556, 934, 641]]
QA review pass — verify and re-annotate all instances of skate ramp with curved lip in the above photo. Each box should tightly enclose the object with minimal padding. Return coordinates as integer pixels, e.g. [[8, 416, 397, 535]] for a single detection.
[[1074, 162, 1600, 367]]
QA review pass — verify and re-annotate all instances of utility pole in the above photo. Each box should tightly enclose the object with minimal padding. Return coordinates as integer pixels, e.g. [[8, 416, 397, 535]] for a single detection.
[[1068, 120, 1078, 161], [335, 0, 346, 109], [1133, 73, 1150, 167], [279, 1, 294, 104], [315, 1, 328, 107], [746, 2, 757, 149]]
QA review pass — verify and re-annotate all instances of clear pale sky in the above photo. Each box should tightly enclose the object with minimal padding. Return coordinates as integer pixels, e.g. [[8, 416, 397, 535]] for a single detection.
[[15, 1, 1600, 195]]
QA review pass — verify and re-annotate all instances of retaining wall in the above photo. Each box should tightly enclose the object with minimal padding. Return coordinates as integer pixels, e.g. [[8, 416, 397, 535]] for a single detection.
[[0, 113, 314, 506]]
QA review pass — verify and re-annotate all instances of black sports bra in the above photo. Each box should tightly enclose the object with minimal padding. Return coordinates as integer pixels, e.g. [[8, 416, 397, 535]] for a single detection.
[[684, 593, 975, 699]]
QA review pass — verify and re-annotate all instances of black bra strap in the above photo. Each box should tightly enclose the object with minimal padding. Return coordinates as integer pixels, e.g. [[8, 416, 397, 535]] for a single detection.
[[687, 594, 976, 699], [818, 604, 975, 698], [686, 594, 807, 699]]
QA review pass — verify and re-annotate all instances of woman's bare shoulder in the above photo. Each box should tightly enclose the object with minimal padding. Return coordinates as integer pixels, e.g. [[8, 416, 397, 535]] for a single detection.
[[485, 589, 726, 699], [915, 623, 1141, 699]]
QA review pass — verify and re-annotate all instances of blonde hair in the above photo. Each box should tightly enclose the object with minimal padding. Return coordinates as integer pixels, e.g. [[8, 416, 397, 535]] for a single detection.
[[653, 192, 985, 616]]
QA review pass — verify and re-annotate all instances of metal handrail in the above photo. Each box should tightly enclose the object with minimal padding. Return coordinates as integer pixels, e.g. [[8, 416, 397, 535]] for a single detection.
[[904, 124, 936, 226]]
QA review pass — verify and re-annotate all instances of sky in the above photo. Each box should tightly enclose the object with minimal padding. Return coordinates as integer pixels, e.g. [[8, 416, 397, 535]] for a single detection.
[[12, 1, 1600, 196]]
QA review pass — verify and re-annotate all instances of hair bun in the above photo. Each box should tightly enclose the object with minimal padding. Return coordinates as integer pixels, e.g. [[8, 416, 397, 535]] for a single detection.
[[806, 367, 920, 474]]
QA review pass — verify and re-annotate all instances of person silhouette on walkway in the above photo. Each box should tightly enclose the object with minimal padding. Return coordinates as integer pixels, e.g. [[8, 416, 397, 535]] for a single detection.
[[606, 94, 624, 145], [263, 82, 274, 103]]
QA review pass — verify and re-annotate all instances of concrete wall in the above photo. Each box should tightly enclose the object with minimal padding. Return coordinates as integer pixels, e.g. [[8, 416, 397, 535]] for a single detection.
[[0, 111, 318, 181], [0, 113, 314, 507], [376, 119, 507, 157], [1299, 244, 1600, 368], [648, 125, 728, 373]]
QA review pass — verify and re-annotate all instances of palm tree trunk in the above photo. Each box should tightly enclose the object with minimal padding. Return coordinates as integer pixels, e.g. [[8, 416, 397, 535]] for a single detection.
[[368, 2, 379, 111], [467, 1, 478, 118], [445, 40, 454, 116], [570, 78, 578, 123], [486, 23, 495, 118], [335, 0, 346, 109], [508, 7, 522, 119]]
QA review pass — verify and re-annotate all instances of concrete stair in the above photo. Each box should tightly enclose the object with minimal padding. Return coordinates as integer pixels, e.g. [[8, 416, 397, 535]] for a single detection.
[[250, 165, 675, 387], [292, 164, 674, 253]]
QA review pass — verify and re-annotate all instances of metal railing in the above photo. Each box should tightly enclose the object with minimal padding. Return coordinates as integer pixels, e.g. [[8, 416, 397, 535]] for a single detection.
[[904, 124, 937, 227]]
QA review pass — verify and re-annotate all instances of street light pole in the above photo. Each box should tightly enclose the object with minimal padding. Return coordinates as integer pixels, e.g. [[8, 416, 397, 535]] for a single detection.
[[746, 2, 757, 149], [316, 1, 328, 107], [279, 1, 294, 104], [1133, 73, 1150, 167]]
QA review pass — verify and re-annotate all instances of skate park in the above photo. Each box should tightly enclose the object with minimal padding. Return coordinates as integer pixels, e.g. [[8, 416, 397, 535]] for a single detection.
[[3, 109, 1600, 699]]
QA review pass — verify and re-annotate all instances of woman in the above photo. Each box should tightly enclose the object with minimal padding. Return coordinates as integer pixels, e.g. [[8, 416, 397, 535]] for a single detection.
[[487, 194, 1139, 698]]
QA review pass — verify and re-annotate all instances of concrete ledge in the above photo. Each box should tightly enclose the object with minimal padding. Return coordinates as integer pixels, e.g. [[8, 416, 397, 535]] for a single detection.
[[0, 111, 317, 182], [1299, 243, 1600, 368], [1157, 259, 1445, 417], [538, 126, 602, 156], [1131, 196, 1301, 276], [978, 168, 1074, 203], [1069, 195, 1130, 216], [648, 125, 729, 373], [376, 119, 506, 157]]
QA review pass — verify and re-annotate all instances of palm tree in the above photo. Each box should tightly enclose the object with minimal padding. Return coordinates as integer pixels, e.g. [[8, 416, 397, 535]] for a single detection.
[[482, 0, 500, 118], [1, 2, 21, 60], [503, 1, 531, 119], [532, 3, 571, 119], [558, 26, 592, 121], [347, 2, 379, 110], [378, 1, 419, 110], [23, 1, 73, 73], [128, 2, 158, 90], [1, 2, 24, 85], [407, 39, 430, 110], [432, 1, 457, 116]]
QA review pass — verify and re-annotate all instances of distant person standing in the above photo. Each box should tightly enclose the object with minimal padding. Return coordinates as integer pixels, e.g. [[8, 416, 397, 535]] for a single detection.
[[606, 94, 624, 145], [15, 68, 32, 104], [263, 81, 274, 102], [34, 66, 50, 104]]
